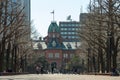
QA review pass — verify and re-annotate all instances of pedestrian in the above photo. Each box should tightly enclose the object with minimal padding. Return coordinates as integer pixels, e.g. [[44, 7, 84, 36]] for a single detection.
[[36, 66, 40, 74], [41, 66, 44, 74], [51, 67, 54, 74], [111, 67, 119, 76]]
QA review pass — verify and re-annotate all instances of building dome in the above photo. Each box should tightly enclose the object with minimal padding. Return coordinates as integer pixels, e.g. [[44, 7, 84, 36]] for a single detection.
[[48, 21, 60, 33]]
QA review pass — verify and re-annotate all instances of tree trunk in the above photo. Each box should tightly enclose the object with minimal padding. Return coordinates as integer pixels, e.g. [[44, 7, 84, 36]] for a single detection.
[[14, 45, 17, 72], [112, 47, 117, 68], [11, 46, 15, 72], [6, 48, 10, 71], [106, 36, 112, 73], [0, 39, 6, 72]]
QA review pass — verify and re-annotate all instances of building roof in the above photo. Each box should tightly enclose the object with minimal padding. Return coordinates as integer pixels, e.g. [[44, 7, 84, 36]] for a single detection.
[[33, 41, 47, 49], [48, 21, 60, 33], [33, 41, 81, 50], [63, 42, 81, 49]]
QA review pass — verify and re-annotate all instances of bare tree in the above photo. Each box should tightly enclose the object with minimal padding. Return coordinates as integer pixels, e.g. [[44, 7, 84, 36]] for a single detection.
[[0, 0, 31, 72], [79, 0, 120, 73]]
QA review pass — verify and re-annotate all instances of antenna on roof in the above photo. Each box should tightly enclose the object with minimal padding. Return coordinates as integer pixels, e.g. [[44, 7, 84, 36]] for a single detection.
[[67, 15, 72, 21]]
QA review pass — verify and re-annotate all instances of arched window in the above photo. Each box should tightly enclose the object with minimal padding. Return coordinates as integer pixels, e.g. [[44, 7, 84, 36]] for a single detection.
[[37, 43, 42, 49], [66, 43, 72, 49]]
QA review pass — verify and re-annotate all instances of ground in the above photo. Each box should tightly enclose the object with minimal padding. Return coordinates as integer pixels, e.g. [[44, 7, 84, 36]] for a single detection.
[[0, 74, 120, 80]]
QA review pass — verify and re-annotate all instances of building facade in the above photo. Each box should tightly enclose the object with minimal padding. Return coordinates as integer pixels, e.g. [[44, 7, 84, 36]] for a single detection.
[[59, 21, 80, 42], [33, 21, 81, 73]]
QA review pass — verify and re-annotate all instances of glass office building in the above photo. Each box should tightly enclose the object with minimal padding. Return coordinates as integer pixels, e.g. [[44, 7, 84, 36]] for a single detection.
[[59, 21, 80, 42]]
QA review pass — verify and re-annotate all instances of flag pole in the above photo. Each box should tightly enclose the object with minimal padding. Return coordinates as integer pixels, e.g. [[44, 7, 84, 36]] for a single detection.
[[51, 10, 54, 21], [53, 10, 54, 21]]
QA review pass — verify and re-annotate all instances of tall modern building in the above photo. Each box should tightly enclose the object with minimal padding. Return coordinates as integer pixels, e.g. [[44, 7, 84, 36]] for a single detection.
[[22, 0, 31, 39], [12, 0, 31, 20], [17, 0, 31, 39], [22, 0, 31, 23], [0, 0, 31, 39], [79, 13, 88, 24], [59, 21, 80, 42]]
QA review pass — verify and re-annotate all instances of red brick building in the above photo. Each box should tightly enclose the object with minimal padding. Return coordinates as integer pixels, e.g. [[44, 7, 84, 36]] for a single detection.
[[33, 21, 81, 72]]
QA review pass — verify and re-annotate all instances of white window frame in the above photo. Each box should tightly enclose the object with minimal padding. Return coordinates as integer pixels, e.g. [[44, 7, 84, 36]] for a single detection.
[[48, 53, 53, 58], [55, 53, 59, 58]]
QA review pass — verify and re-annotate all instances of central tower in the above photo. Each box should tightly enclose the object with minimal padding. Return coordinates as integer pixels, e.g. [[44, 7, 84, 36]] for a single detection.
[[44, 21, 65, 71], [45, 21, 65, 49]]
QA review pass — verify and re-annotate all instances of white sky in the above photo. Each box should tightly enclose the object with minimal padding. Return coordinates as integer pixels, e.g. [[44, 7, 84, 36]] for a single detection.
[[31, 0, 90, 37]]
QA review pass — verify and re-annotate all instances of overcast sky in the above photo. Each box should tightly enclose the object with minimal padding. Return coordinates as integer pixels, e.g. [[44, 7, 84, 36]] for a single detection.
[[31, 0, 90, 37]]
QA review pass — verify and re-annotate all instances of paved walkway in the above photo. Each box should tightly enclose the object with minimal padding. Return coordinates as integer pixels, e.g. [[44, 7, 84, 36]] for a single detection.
[[0, 74, 120, 80]]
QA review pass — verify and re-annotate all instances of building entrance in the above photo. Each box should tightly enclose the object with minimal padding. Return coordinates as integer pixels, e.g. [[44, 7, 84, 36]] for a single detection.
[[51, 62, 57, 73]]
